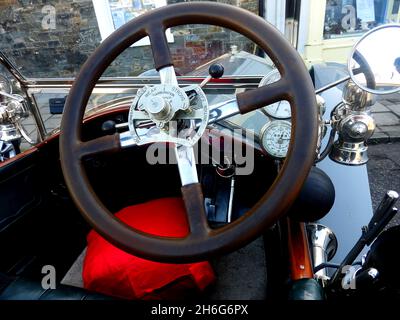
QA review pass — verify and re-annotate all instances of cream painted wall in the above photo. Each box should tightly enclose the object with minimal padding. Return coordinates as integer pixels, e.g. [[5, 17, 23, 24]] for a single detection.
[[299, 0, 400, 68], [298, 0, 375, 68], [299, 0, 359, 68]]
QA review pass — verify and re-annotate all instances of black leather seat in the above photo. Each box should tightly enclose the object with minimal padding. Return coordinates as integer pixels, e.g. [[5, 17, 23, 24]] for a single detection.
[[0, 273, 113, 300]]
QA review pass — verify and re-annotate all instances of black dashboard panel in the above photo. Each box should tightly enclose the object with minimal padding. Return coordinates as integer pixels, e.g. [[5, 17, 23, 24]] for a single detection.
[[0, 150, 42, 233]]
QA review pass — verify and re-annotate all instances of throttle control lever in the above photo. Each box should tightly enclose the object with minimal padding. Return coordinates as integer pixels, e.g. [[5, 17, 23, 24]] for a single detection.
[[199, 63, 225, 88]]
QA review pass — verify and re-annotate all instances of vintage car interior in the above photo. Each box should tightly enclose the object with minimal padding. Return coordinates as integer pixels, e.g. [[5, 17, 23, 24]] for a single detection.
[[0, 2, 319, 300], [0, 1, 399, 301]]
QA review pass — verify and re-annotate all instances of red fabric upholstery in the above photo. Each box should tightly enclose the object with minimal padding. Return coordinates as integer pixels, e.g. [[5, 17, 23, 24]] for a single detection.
[[82, 197, 216, 300]]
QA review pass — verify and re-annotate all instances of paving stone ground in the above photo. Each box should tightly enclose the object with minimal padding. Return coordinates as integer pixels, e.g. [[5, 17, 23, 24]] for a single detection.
[[367, 142, 400, 228], [370, 93, 400, 143]]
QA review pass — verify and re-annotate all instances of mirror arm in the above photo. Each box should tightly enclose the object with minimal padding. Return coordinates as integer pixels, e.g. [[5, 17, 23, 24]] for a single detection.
[[315, 76, 351, 95], [315, 127, 336, 163]]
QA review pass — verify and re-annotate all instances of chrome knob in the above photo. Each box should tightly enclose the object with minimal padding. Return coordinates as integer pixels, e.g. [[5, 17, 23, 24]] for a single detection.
[[146, 96, 171, 121]]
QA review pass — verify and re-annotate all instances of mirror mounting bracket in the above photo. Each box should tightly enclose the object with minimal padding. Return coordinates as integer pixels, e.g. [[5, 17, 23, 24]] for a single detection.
[[342, 81, 376, 112], [329, 81, 376, 165]]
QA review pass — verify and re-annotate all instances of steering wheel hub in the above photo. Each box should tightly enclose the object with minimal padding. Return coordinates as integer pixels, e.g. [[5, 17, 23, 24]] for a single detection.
[[137, 84, 189, 122], [128, 83, 209, 147], [147, 96, 171, 120]]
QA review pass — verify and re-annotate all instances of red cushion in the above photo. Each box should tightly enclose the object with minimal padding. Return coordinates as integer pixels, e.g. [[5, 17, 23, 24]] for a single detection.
[[82, 197, 216, 300]]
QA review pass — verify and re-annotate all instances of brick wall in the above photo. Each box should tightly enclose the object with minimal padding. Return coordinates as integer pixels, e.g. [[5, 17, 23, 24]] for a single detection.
[[0, 0, 258, 78]]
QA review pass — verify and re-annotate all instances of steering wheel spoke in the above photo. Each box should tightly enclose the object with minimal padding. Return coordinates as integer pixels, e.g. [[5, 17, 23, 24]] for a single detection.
[[77, 133, 121, 159], [175, 145, 209, 237], [175, 144, 198, 186], [237, 78, 290, 114], [208, 99, 240, 125], [159, 65, 178, 86], [181, 183, 210, 238], [147, 24, 174, 72]]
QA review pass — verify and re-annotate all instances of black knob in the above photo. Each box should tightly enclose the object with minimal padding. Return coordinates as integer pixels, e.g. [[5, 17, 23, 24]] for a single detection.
[[101, 120, 116, 135], [208, 63, 224, 79]]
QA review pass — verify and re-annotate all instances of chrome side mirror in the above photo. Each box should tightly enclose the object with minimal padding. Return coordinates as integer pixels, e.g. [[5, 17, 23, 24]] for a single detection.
[[348, 24, 400, 94], [330, 24, 400, 165]]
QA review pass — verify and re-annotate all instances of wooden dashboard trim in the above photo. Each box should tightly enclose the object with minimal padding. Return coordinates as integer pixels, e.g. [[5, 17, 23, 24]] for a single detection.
[[287, 218, 314, 280]]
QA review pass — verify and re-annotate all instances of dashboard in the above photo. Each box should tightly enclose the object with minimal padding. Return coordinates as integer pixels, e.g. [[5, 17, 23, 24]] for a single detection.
[[223, 68, 325, 160], [223, 69, 294, 159]]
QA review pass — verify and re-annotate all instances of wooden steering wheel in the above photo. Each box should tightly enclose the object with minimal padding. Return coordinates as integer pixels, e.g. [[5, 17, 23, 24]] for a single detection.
[[60, 2, 318, 263]]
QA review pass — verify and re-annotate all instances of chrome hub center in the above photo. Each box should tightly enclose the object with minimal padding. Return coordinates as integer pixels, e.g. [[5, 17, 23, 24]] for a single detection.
[[128, 84, 209, 147], [145, 96, 171, 121], [134, 84, 190, 128]]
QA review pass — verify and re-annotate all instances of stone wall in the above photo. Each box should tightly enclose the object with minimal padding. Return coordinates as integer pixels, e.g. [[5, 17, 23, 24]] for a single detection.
[[0, 0, 258, 78]]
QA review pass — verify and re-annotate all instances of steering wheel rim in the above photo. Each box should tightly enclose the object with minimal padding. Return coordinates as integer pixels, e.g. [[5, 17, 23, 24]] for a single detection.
[[352, 50, 376, 90], [60, 2, 318, 263]]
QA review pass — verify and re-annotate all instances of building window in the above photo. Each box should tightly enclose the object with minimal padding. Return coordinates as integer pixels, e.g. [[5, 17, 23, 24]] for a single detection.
[[324, 0, 400, 39], [92, 0, 260, 75], [92, 0, 174, 46]]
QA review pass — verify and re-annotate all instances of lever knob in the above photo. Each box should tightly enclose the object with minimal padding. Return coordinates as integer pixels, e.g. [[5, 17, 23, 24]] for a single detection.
[[101, 120, 116, 135], [208, 63, 224, 79]]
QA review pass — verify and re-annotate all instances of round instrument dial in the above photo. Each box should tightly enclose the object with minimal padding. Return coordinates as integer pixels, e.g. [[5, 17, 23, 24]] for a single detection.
[[260, 120, 291, 158], [264, 100, 291, 119], [259, 69, 291, 119]]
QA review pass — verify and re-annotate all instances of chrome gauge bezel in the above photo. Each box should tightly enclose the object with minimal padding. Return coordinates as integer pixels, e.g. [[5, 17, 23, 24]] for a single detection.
[[259, 69, 291, 119], [260, 120, 292, 158]]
